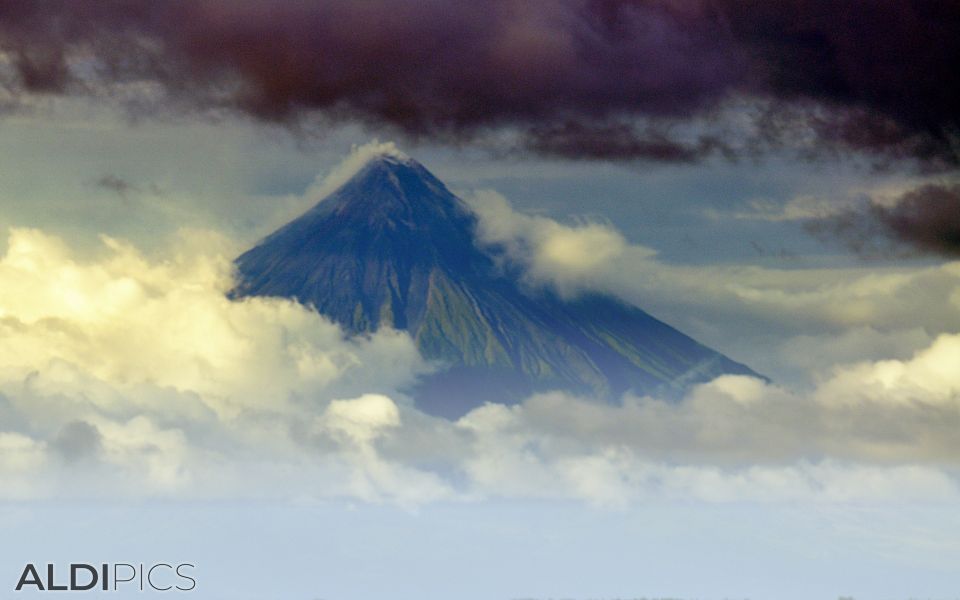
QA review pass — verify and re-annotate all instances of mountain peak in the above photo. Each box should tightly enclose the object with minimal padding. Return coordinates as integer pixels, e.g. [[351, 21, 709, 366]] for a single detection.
[[232, 150, 760, 418], [362, 147, 413, 167], [317, 148, 463, 229], [357, 140, 411, 163], [348, 150, 416, 181], [344, 150, 433, 193], [313, 140, 415, 195], [231, 148, 490, 337]]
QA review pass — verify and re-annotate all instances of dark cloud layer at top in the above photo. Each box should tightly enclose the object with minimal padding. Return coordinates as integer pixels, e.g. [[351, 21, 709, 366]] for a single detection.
[[0, 1, 957, 166]]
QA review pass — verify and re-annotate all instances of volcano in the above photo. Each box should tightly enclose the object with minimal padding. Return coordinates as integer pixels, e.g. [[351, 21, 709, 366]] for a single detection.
[[231, 150, 758, 417]]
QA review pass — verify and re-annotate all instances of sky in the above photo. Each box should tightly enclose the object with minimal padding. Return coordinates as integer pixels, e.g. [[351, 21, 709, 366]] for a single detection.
[[0, 2, 959, 599]]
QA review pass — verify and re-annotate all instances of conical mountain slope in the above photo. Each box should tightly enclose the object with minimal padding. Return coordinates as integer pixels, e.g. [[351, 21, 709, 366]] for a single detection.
[[232, 152, 758, 417]]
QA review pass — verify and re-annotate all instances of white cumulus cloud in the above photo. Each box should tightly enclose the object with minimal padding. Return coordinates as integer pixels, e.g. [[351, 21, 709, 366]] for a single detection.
[[0, 226, 958, 508]]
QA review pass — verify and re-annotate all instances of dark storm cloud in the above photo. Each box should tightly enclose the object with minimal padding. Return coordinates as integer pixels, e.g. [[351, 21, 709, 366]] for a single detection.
[[524, 121, 734, 162], [0, 1, 957, 165], [806, 183, 960, 257]]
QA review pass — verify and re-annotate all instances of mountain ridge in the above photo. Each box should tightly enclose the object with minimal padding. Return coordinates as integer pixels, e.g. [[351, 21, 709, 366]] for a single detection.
[[232, 152, 759, 417]]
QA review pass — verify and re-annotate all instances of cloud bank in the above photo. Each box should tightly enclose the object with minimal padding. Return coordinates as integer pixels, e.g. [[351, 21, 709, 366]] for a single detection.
[[465, 189, 960, 345], [0, 1, 957, 167], [0, 226, 959, 506], [805, 183, 960, 258]]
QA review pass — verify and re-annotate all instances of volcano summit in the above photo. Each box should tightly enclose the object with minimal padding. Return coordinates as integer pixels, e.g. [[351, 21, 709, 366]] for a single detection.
[[232, 150, 758, 417]]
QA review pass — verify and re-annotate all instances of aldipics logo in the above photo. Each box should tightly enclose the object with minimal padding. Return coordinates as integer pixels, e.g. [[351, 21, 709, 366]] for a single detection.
[[14, 563, 196, 593]]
